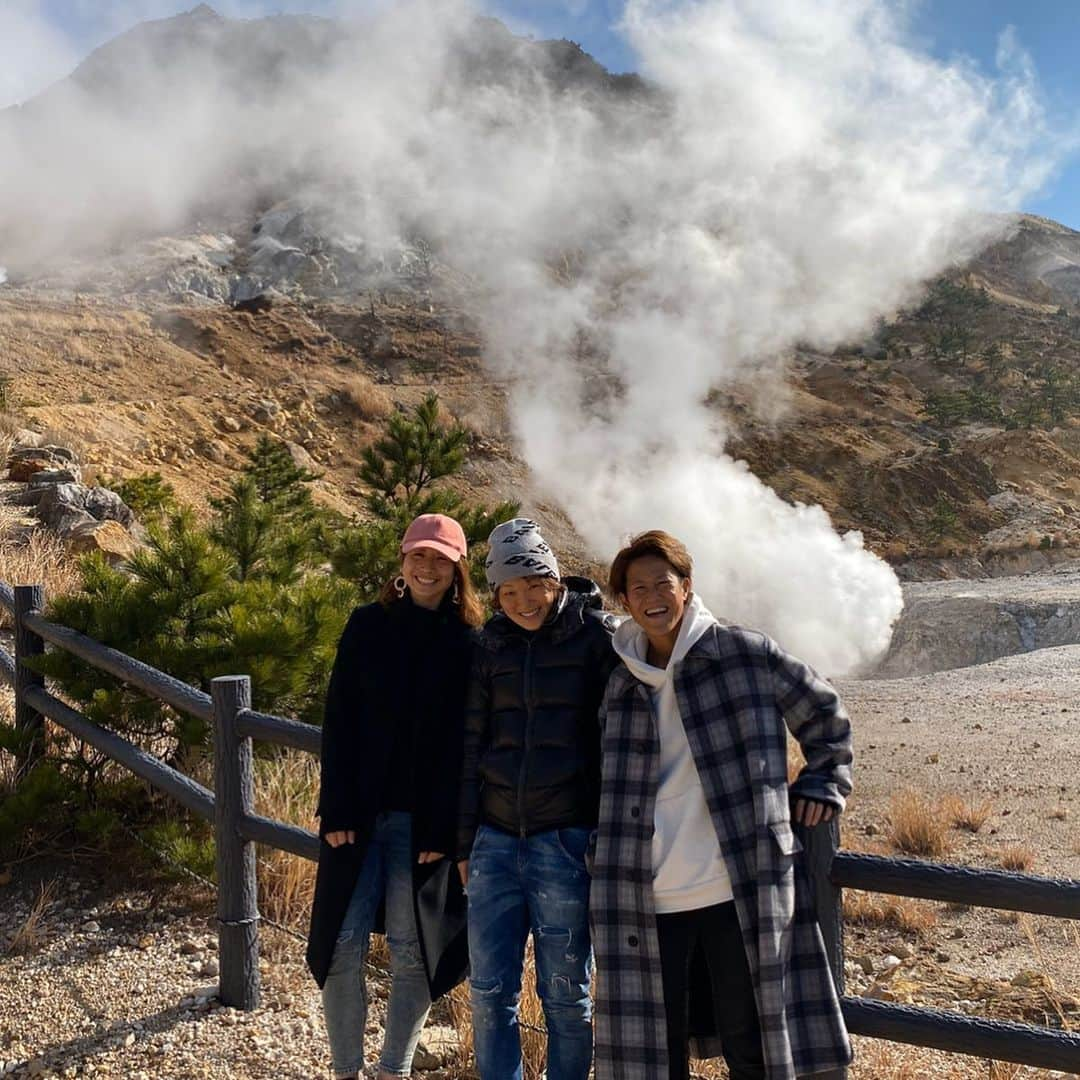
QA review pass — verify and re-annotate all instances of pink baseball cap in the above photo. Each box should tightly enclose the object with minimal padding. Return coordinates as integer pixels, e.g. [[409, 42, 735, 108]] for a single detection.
[[401, 513, 467, 563]]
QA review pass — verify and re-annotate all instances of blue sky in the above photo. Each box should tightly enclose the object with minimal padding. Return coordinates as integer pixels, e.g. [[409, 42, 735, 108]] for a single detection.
[[6, 1, 1080, 229]]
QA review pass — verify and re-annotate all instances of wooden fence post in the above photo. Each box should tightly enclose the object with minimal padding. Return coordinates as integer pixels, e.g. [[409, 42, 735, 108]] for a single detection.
[[798, 814, 847, 1080], [212, 675, 260, 1010], [14, 584, 45, 780]]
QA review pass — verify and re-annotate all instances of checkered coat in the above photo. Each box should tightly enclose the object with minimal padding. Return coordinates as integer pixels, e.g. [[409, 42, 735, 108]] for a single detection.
[[591, 622, 853, 1080]]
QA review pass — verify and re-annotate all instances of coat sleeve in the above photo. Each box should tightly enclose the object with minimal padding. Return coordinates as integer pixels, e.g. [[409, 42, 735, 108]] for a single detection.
[[315, 608, 369, 838], [767, 637, 853, 811], [456, 643, 491, 860]]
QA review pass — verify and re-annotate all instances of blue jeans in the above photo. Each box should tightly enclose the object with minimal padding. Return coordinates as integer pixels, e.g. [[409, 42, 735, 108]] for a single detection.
[[322, 811, 431, 1078], [467, 824, 593, 1080]]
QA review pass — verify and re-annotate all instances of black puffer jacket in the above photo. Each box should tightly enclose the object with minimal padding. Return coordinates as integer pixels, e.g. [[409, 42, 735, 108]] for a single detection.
[[457, 576, 617, 858]]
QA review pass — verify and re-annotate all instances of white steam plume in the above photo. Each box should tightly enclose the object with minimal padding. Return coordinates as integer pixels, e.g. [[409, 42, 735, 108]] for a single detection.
[[0, 0, 1054, 673]]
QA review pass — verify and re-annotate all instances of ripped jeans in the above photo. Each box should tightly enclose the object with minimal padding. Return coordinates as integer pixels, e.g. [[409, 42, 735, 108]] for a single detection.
[[322, 811, 431, 1078], [466, 824, 593, 1080]]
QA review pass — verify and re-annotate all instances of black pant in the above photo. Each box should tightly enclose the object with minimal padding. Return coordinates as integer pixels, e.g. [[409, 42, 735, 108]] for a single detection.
[[656, 900, 766, 1080]]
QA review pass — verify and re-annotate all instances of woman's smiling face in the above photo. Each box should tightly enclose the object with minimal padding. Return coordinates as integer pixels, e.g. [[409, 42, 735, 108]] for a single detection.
[[497, 575, 561, 631], [401, 545, 456, 607], [620, 554, 691, 638]]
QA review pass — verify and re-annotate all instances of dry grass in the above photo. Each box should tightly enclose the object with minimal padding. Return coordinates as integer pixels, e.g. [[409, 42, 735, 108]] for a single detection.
[[0, 690, 16, 802], [1018, 915, 1074, 1032], [940, 794, 994, 833], [34, 425, 87, 460], [0, 523, 80, 627], [5, 878, 58, 955], [888, 789, 952, 858], [997, 845, 1036, 873], [843, 890, 939, 935], [252, 751, 319, 958], [340, 375, 394, 422]]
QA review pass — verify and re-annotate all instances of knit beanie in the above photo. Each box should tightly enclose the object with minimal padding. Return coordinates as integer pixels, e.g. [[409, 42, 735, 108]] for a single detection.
[[485, 518, 560, 592]]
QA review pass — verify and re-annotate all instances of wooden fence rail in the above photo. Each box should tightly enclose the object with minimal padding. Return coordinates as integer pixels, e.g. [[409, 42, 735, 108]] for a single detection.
[[1, 579, 1078, 1076]]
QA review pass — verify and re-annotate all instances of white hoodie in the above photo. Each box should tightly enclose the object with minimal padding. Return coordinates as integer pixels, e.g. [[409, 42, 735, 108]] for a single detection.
[[612, 593, 733, 913]]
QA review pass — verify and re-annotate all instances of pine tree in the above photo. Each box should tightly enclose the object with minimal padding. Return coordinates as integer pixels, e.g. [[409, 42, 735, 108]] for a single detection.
[[109, 472, 177, 520], [244, 434, 321, 519], [358, 392, 468, 519], [210, 438, 326, 583], [209, 477, 274, 582], [332, 392, 518, 596]]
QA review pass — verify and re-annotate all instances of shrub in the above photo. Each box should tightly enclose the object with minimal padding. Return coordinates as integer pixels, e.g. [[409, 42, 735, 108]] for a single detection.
[[888, 789, 952, 858], [843, 891, 938, 935], [924, 388, 1003, 427], [109, 472, 176, 520], [998, 845, 1035, 872], [940, 794, 994, 833], [341, 376, 394, 422], [924, 497, 960, 544]]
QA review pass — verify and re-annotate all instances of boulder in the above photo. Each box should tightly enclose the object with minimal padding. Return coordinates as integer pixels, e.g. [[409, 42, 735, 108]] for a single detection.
[[64, 520, 139, 563], [84, 486, 135, 526], [199, 439, 227, 463], [39, 445, 78, 464], [29, 468, 82, 486], [7, 444, 80, 481], [35, 483, 135, 531], [285, 440, 320, 475], [8, 454, 56, 482], [51, 506, 98, 535]]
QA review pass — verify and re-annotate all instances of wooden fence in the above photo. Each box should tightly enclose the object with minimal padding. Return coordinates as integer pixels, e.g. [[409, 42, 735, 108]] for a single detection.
[[1, 580, 1078, 1076]]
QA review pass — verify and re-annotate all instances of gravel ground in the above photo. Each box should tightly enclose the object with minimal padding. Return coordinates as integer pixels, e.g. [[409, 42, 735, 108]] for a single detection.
[[0, 868, 463, 1080], [0, 857, 1075, 1080], [837, 644, 1080, 1024], [2, 569, 1079, 1078]]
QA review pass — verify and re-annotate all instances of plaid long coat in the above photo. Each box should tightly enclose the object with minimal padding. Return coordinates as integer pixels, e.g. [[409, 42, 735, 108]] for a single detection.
[[591, 622, 853, 1080]]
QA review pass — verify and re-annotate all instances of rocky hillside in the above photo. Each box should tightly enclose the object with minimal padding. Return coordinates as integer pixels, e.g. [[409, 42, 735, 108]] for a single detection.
[[731, 215, 1080, 577], [3, 9, 1080, 580]]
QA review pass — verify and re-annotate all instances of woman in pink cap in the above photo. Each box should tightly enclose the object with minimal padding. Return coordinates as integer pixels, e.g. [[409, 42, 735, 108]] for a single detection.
[[307, 513, 483, 1080]]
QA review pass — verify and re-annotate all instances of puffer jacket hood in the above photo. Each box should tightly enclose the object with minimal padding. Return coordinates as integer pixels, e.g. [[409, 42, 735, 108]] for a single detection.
[[480, 575, 611, 648]]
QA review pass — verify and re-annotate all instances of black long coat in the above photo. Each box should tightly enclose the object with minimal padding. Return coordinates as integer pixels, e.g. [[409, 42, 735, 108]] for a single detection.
[[305, 598, 474, 996]]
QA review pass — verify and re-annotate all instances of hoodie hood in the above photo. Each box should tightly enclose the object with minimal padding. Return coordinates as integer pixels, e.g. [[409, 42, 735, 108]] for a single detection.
[[613, 592, 717, 687]]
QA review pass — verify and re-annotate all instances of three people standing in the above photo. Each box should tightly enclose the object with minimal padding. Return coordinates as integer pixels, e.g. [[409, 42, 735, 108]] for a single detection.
[[308, 513, 854, 1080]]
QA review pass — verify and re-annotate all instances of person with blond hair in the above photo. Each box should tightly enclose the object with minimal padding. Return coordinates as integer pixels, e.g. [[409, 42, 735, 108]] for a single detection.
[[591, 530, 853, 1080], [307, 514, 483, 1080]]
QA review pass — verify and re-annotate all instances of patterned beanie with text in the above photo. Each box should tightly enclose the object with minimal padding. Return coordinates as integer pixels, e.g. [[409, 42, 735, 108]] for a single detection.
[[485, 518, 561, 592]]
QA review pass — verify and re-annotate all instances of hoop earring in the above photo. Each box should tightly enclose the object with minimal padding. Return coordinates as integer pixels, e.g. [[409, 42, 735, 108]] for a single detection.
[[452, 582, 461, 605], [394, 576, 407, 598]]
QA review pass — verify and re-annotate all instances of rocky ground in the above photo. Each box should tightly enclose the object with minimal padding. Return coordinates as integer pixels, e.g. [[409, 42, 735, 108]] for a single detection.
[[0, 852, 1076, 1080], [2, 603, 1078, 1080], [838, 643, 1080, 1018], [0, 862, 461, 1080]]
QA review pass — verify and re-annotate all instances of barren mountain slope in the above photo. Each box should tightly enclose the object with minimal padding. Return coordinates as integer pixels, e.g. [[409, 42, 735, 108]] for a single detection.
[[3, 8, 1080, 577]]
